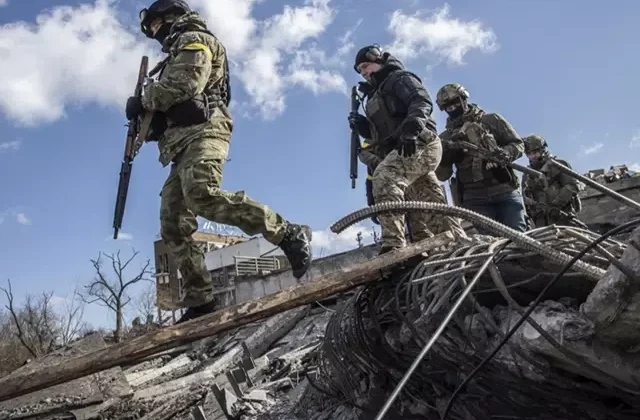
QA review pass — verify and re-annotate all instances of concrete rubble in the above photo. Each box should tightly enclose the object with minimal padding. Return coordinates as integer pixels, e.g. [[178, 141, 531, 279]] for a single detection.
[[1, 221, 640, 419]]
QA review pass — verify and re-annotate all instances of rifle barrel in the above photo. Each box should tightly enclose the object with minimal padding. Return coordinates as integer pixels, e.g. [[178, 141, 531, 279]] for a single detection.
[[508, 162, 544, 179], [349, 86, 361, 189]]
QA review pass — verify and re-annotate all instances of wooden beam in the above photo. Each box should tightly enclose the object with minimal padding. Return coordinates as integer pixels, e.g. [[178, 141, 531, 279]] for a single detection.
[[0, 232, 453, 402]]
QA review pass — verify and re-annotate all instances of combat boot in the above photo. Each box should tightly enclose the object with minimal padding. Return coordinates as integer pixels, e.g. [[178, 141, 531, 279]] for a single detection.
[[175, 300, 217, 324], [279, 223, 312, 279]]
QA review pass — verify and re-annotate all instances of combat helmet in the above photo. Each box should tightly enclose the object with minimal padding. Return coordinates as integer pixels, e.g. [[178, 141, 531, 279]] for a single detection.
[[140, 0, 191, 38], [522, 134, 548, 155], [354, 44, 384, 73], [436, 83, 469, 111]]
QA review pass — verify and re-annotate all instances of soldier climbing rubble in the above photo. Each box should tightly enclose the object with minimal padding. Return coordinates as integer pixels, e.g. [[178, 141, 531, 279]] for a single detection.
[[348, 44, 467, 254], [435, 83, 528, 234], [522, 134, 584, 228], [125, 0, 312, 324]]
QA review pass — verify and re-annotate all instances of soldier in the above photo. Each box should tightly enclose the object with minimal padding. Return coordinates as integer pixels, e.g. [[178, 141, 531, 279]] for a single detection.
[[435, 83, 528, 234], [522, 134, 582, 227], [348, 45, 466, 254], [126, 0, 312, 323]]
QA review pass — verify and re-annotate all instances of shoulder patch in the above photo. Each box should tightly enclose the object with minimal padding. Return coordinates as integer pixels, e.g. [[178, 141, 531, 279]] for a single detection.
[[181, 42, 213, 60]]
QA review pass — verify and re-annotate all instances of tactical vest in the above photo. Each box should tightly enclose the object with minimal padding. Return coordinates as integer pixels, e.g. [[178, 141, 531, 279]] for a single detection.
[[364, 71, 435, 156], [150, 28, 231, 127], [446, 110, 515, 190]]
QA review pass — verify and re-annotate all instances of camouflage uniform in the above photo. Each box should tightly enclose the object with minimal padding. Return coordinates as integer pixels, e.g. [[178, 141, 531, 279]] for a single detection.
[[135, 9, 311, 313], [435, 83, 527, 234], [351, 50, 466, 251], [522, 135, 582, 227]]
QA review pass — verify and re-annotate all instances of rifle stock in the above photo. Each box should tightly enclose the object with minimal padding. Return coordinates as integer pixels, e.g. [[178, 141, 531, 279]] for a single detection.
[[350, 86, 361, 189], [112, 56, 152, 239]]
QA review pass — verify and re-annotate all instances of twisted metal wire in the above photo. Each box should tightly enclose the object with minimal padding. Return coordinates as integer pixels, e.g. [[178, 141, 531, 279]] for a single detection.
[[304, 224, 638, 420]]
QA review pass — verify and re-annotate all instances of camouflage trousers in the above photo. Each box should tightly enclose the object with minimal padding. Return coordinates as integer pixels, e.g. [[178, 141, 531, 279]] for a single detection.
[[372, 138, 466, 249], [160, 138, 288, 307]]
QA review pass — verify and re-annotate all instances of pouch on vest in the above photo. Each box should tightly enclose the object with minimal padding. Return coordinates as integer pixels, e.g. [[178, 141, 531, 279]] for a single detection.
[[165, 93, 211, 127]]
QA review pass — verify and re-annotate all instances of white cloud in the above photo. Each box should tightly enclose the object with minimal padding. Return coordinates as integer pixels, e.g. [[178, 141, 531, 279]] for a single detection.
[[0, 0, 158, 126], [630, 162, 640, 172], [312, 223, 377, 257], [114, 232, 133, 241], [581, 142, 604, 155], [16, 212, 31, 225], [287, 47, 347, 95], [0, 0, 496, 124], [335, 18, 362, 60], [0, 0, 344, 124], [0, 207, 28, 226], [0, 0, 8, 7], [230, 0, 339, 118], [630, 129, 640, 149], [386, 4, 498, 65], [0, 140, 20, 152]]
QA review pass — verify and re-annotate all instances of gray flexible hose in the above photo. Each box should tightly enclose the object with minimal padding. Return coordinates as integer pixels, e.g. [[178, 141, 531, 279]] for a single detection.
[[330, 202, 604, 280]]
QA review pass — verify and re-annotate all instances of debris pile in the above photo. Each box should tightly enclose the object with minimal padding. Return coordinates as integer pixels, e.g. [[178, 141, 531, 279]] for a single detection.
[[1, 210, 640, 419]]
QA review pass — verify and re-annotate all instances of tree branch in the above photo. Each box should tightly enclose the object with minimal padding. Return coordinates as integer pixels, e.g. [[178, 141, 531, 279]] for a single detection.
[[0, 280, 38, 358]]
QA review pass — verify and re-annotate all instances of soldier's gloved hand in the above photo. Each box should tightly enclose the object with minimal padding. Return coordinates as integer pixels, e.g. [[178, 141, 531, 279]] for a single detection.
[[486, 148, 511, 169], [397, 136, 418, 158], [126, 96, 143, 121], [493, 148, 511, 165], [348, 112, 367, 130]]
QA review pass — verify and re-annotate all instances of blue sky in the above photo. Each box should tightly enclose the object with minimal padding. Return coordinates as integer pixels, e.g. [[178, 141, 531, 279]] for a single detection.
[[0, 0, 638, 327]]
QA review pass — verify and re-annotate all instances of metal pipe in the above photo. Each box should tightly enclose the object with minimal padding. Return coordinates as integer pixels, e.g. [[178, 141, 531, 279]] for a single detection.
[[549, 159, 640, 214], [411, 263, 485, 284], [374, 252, 496, 420], [565, 228, 640, 283]]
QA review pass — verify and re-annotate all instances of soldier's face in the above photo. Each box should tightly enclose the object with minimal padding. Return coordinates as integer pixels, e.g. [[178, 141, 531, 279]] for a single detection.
[[444, 102, 465, 119], [357, 62, 382, 80], [150, 17, 164, 35], [526, 150, 542, 161]]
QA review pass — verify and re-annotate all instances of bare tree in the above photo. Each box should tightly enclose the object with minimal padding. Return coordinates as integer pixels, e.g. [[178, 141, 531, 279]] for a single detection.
[[1, 280, 38, 357], [59, 288, 89, 346], [134, 284, 157, 326], [356, 232, 363, 248], [0, 280, 60, 357], [80, 250, 152, 342]]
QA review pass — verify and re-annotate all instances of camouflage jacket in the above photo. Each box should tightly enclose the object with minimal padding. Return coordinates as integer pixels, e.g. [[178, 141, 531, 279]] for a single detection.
[[522, 156, 580, 213], [142, 12, 232, 168], [436, 104, 524, 196]]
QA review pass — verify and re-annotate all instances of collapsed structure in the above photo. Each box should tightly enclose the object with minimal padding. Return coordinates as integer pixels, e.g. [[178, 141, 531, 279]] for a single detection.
[[1, 163, 640, 420]]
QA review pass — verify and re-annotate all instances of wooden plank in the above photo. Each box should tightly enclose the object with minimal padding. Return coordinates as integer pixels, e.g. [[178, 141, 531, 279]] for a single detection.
[[0, 334, 132, 417], [0, 232, 452, 402]]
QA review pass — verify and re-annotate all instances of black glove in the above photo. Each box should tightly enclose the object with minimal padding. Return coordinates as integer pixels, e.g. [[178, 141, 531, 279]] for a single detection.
[[348, 112, 367, 130], [492, 148, 511, 165], [397, 136, 418, 158], [126, 96, 144, 121]]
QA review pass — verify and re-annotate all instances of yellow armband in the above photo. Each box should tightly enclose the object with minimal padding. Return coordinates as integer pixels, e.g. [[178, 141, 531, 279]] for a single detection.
[[181, 42, 213, 60]]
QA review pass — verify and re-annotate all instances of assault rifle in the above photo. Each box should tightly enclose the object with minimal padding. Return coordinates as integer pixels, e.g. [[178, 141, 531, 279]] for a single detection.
[[442, 136, 546, 181], [350, 86, 361, 189], [112, 56, 155, 240], [523, 196, 588, 229]]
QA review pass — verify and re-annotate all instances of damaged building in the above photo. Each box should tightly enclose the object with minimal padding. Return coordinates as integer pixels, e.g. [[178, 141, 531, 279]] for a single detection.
[[1, 163, 640, 420]]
